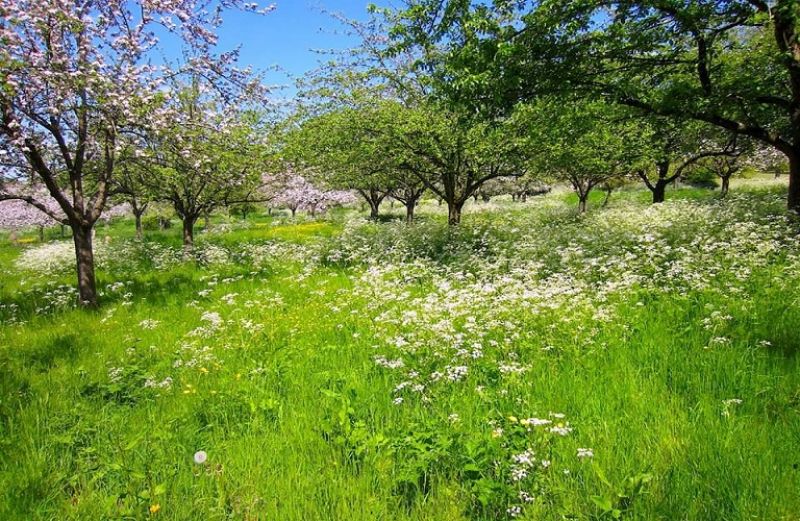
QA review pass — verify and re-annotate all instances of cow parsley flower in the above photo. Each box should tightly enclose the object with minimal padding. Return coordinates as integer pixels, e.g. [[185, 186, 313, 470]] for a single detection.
[[577, 447, 594, 459]]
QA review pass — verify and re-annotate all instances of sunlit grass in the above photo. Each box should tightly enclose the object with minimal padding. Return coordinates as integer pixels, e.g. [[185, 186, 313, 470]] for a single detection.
[[1, 183, 798, 520]]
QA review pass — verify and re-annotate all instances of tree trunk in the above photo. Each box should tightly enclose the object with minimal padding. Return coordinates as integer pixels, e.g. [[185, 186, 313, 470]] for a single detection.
[[368, 200, 380, 220], [447, 201, 463, 225], [182, 217, 196, 256], [652, 180, 667, 203], [473, 193, 479, 202], [405, 201, 416, 223], [134, 212, 143, 240], [789, 151, 800, 212], [602, 187, 612, 208], [578, 197, 588, 213], [72, 223, 98, 307], [38, 225, 44, 242], [291, 207, 297, 218], [720, 176, 731, 197]]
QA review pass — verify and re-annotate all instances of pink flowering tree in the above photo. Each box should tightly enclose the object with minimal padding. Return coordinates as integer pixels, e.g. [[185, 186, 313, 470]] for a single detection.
[[272, 173, 356, 217], [138, 84, 272, 253], [98, 203, 131, 223], [302, 187, 358, 217], [273, 174, 318, 217], [325, 189, 359, 210], [257, 173, 291, 216], [0, 184, 65, 241], [0, 0, 272, 306], [748, 146, 790, 179]]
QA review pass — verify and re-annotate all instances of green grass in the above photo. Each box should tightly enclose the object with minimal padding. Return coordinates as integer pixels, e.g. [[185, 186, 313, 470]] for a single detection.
[[1, 182, 799, 520]]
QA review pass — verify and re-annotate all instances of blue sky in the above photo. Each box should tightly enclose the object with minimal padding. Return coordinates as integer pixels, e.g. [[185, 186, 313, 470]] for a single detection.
[[208, 1, 380, 100]]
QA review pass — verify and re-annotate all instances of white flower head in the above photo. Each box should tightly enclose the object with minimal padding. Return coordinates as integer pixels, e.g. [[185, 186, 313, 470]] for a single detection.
[[576, 447, 594, 459], [194, 450, 208, 464]]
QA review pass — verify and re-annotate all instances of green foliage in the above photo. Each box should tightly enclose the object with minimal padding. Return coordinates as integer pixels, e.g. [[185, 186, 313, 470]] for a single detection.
[[319, 388, 389, 468], [139, 83, 275, 234], [590, 467, 653, 520], [517, 98, 648, 207], [682, 167, 718, 189], [384, 0, 800, 210], [142, 215, 167, 231]]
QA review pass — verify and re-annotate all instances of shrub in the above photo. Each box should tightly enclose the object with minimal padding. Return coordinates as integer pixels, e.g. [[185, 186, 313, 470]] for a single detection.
[[682, 167, 717, 189]]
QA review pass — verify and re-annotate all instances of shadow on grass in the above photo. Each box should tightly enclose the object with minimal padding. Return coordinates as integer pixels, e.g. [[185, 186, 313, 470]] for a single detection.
[[26, 333, 87, 371], [763, 321, 800, 359], [0, 262, 277, 325]]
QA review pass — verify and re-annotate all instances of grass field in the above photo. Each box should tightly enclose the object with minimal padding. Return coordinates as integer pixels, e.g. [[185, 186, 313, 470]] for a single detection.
[[1, 180, 799, 520]]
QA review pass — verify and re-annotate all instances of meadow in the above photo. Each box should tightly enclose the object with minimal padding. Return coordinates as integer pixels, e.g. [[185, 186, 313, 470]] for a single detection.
[[1, 181, 799, 520]]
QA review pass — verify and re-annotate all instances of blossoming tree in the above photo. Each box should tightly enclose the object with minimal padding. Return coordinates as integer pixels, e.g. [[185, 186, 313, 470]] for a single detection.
[[272, 173, 356, 217], [138, 85, 271, 254], [0, 184, 64, 241], [0, 0, 271, 306]]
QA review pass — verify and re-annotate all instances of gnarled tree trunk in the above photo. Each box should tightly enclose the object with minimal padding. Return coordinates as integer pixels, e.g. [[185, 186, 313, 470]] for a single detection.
[[134, 212, 144, 240], [72, 223, 98, 307], [358, 189, 387, 220], [368, 199, 381, 220], [447, 200, 464, 225], [405, 202, 415, 223], [578, 196, 588, 213], [182, 215, 197, 256], [601, 186, 613, 207], [652, 161, 671, 203], [720, 175, 731, 197], [652, 179, 668, 203]]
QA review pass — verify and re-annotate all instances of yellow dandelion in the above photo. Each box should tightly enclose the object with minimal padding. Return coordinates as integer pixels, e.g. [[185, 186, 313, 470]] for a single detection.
[[149, 503, 161, 515]]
